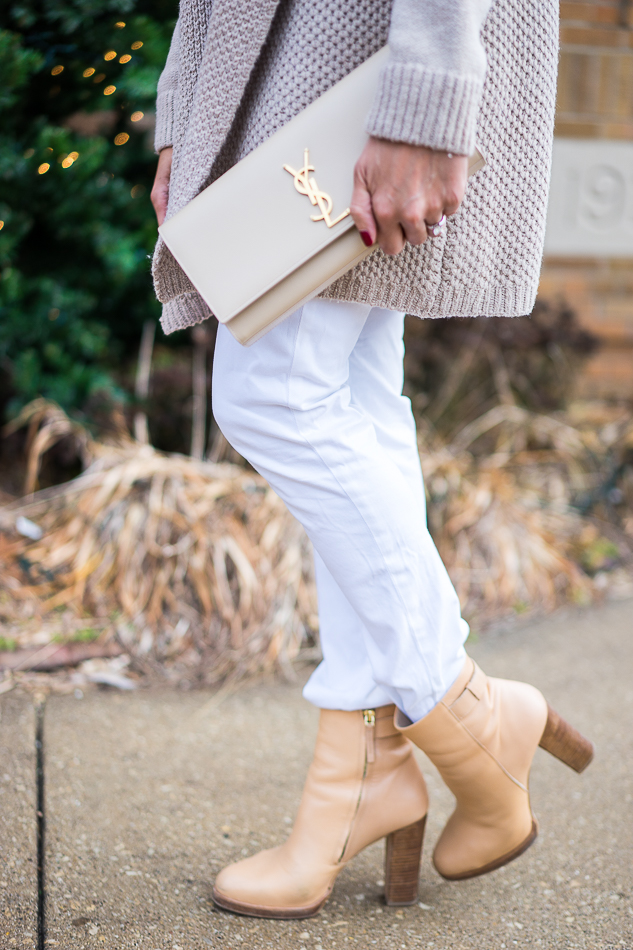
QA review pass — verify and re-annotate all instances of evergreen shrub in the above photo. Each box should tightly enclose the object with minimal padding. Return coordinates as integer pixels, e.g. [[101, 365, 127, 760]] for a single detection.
[[0, 0, 178, 418]]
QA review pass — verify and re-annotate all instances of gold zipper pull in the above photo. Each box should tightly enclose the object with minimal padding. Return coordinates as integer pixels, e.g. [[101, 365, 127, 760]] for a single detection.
[[363, 709, 376, 764]]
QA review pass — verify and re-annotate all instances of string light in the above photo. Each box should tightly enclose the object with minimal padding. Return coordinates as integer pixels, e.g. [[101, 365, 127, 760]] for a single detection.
[[130, 111, 144, 122], [131, 41, 143, 50], [114, 21, 126, 28], [51, 65, 64, 75], [104, 85, 116, 96], [61, 152, 79, 168], [38, 163, 50, 175], [104, 50, 117, 61], [114, 133, 129, 146], [24, 148, 35, 158], [93, 73, 106, 83], [83, 67, 95, 77], [119, 54, 132, 64], [0, 221, 4, 231], [130, 185, 145, 198]]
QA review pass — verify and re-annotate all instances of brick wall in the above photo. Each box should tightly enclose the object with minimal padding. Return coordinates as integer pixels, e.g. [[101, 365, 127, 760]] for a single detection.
[[557, 0, 633, 139], [539, 0, 633, 399]]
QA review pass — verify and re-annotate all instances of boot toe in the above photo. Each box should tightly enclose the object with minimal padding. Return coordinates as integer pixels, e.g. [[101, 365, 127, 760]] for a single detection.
[[433, 812, 537, 880], [213, 847, 331, 916], [214, 848, 281, 907]]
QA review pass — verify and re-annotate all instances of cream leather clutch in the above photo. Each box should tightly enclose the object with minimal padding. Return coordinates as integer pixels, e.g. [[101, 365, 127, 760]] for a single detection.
[[159, 47, 485, 346]]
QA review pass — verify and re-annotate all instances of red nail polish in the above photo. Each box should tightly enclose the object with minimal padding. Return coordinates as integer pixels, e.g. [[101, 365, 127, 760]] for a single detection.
[[359, 230, 373, 248]]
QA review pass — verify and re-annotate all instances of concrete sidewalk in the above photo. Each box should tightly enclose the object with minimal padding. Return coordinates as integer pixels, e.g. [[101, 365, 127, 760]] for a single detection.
[[2, 599, 632, 950], [0, 697, 37, 945]]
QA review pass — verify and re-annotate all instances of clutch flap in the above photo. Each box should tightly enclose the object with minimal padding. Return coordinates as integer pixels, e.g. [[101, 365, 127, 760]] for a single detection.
[[159, 48, 390, 324]]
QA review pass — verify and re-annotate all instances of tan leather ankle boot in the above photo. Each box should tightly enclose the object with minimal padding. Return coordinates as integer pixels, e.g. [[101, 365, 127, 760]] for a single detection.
[[395, 658, 593, 881], [213, 704, 428, 918]]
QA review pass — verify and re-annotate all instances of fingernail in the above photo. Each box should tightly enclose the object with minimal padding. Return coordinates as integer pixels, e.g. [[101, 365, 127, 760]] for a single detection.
[[359, 230, 373, 247]]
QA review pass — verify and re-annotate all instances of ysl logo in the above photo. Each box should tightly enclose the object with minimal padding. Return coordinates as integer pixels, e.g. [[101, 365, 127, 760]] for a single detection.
[[283, 149, 350, 229]]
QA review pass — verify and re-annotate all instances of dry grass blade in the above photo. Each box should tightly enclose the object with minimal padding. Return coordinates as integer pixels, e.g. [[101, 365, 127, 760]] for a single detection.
[[1, 397, 631, 687], [3, 398, 94, 495], [0, 428, 318, 687], [419, 398, 633, 625]]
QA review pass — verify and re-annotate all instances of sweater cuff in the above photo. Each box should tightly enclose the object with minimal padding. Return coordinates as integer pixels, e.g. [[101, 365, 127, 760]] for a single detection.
[[154, 88, 176, 153], [160, 292, 212, 335], [366, 62, 483, 156]]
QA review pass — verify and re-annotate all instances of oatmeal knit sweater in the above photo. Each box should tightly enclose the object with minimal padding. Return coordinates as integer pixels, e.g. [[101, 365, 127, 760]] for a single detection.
[[152, 0, 559, 335]]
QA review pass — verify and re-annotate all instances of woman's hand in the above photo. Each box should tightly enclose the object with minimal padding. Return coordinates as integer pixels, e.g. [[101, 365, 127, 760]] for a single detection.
[[151, 146, 173, 227], [350, 138, 468, 255]]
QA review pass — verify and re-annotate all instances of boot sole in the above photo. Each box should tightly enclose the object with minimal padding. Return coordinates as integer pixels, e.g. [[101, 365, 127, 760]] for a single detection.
[[213, 815, 428, 918], [212, 887, 330, 919], [436, 818, 538, 881]]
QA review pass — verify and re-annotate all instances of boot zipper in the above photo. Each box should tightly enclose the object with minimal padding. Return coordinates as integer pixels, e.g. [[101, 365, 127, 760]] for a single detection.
[[363, 709, 376, 764], [338, 709, 376, 864]]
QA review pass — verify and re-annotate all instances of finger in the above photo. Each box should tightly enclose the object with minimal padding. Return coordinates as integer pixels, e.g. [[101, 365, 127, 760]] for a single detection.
[[368, 192, 405, 255], [443, 154, 469, 215], [375, 219, 406, 256], [400, 221, 427, 246], [350, 166, 377, 247], [150, 190, 161, 225], [151, 184, 168, 227], [442, 191, 461, 217], [400, 200, 428, 246], [152, 148, 173, 226], [422, 196, 445, 225]]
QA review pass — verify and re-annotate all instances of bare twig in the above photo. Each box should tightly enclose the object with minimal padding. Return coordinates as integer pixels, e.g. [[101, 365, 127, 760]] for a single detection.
[[427, 330, 486, 423], [191, 325, 208, 460], [134, 320, 156, 444], [0, 640, 124, 673], [485, 342, 515, 406]]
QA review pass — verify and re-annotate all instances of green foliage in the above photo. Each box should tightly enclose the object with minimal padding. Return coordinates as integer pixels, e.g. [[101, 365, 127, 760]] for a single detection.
[[53, 627, 99, 642], [581, 536, 620, 573], [0, 0, 178, 419], [0, 29, 44, 109]]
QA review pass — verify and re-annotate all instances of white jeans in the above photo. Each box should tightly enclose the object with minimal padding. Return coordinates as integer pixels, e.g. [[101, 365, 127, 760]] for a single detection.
[[212, 298, 468, 722]]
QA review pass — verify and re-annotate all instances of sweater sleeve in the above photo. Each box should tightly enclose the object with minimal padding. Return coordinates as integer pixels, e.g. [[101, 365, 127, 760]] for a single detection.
[[366, 0, 494, 155], [154, 17, 181, 153]]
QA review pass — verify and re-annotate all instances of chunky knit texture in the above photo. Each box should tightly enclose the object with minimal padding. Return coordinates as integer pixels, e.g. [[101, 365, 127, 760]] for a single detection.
[[152, 0, 558, 335]]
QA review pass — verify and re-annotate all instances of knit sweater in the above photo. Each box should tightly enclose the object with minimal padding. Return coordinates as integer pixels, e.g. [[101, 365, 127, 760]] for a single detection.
[[152, 0, 558, 335]]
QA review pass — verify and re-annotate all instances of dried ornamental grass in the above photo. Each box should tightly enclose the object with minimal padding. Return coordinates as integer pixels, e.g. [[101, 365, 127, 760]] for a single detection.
[[417, 404, 627, 624], [1, 399, 632, 688], [2, 397, 94, 495], [0, 444, 318, 686]]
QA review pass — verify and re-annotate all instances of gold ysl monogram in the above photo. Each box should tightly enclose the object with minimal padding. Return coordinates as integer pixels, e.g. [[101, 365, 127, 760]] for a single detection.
[[283, 149, 350, 229]]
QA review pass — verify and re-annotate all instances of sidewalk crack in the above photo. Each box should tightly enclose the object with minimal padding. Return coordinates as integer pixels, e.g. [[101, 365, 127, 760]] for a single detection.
[[35, 699, 46, 950]]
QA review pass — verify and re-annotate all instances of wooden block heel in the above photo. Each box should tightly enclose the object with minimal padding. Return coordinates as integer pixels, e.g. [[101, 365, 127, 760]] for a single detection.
[[539, 704, 594, 773], [384, 816, 426, 906]]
